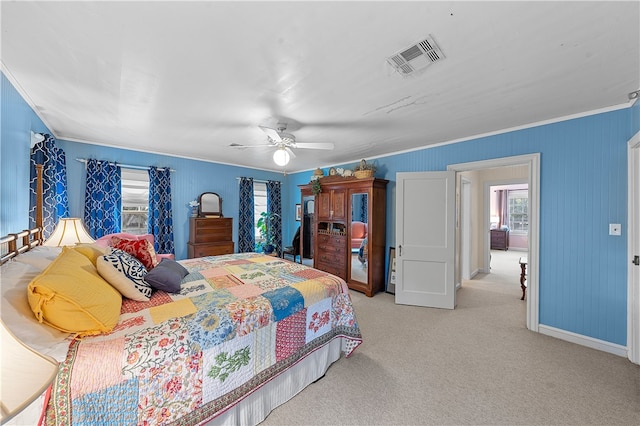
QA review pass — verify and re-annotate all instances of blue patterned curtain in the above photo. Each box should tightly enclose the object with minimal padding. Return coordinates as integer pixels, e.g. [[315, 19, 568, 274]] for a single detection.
[[266, 180, 282, 254], [148, 167, 175, 254], [29, 134, 69, 238], [84, 159, 121, 238], [238, 177, 255, 252], [360, 194, 368, 222]]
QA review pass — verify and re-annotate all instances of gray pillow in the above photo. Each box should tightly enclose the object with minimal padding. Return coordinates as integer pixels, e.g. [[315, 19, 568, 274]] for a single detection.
[[143, 259, 188, 293], [158, 258, 189, 278]]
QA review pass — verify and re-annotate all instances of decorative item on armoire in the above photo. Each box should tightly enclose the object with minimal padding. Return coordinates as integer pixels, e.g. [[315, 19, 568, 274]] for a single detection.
[[353, 159, 376, 178], [311, 178, 322, 195]]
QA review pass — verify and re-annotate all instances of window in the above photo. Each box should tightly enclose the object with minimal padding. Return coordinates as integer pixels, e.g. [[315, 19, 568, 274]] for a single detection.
[[254, 182, 267, 248], [121, 169, 149, 234], [508, 189, 528, 233]]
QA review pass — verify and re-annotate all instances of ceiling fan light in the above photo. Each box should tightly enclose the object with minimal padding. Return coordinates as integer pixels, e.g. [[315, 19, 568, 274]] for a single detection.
[[273, 148, 290, 166]]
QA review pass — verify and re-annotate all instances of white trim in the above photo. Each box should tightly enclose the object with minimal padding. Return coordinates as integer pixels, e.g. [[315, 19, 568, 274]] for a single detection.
[[539, 325, 628, 358], [448, 153, 540, 333], [627, 131, 640, 365], [460, 177, 472, 282]]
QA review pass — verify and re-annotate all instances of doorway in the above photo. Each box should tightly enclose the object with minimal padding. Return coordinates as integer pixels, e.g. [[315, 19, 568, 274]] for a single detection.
[[449, 154, 540, 331]]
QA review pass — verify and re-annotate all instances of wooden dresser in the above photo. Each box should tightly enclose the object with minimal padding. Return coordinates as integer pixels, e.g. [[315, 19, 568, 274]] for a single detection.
[[315, 223, 348, 280], [187, 217, 234, 258]]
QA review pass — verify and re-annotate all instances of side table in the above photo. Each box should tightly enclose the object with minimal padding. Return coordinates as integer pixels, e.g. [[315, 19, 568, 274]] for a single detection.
[[519, 256, 527, 300]]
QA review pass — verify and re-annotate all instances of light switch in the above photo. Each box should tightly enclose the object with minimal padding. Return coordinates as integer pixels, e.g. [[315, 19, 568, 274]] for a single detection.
[[609, 224, 621, 236]]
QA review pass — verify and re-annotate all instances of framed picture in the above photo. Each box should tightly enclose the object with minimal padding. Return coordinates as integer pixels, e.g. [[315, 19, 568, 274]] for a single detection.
[[386, 247, 396, 294], [295, 204, 302, 221]]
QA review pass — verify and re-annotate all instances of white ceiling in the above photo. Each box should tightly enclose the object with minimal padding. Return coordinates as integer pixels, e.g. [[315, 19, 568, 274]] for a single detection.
[[2, 1, 639, 172]]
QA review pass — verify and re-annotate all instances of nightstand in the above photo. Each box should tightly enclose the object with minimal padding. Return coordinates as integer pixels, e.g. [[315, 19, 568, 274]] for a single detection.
[[490, 229, 509, 250]]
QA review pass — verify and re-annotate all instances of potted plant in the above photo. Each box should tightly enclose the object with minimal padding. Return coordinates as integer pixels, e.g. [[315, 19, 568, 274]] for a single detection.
[[354, 159, 376, 178], [311, 178, 322, 195], [257, 211, 279, 254]]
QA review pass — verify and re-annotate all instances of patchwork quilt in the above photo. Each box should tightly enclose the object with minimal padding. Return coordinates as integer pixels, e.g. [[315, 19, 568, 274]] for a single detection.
[[44, 253, 362, 425]]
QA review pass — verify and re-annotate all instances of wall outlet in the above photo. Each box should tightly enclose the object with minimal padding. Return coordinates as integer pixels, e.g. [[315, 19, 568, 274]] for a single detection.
[[609, 223, 621, 236]]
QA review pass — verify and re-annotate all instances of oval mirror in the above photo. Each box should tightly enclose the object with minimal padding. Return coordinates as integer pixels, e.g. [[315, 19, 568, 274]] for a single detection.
[[198, 192, 223, 217]]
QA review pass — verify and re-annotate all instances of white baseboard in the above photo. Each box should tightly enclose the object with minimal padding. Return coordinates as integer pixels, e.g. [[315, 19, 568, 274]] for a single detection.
[[538, 324, 628, 358]]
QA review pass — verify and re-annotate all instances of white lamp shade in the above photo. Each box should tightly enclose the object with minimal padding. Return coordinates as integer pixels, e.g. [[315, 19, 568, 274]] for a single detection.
[[273, 148, 290, 167], [0, 321, 58, 423], [43, 218, 95, 246]]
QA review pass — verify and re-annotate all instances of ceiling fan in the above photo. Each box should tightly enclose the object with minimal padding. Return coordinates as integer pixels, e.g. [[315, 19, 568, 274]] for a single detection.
[[230, 122, 334, 166]]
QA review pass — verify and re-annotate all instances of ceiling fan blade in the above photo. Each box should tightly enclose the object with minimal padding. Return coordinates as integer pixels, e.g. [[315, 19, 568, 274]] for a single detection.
[[294, 142, 334, 150], [285, 147, 296, 159], [229, 143, 268, 149], [258, 126, 282, 142]]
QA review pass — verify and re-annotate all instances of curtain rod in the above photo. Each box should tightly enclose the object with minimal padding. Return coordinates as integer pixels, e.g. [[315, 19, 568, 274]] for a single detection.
[[236, 177, 281, 184], [76, 158, 175, 172]]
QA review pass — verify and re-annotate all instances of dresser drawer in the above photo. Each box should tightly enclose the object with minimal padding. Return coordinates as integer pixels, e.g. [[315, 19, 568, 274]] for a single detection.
[[316, 242, 346, 256], [315, 251, 345, 265], [188, 242, 234, 258], [190, 217, 233, 244], [317, 233, 346, 246]]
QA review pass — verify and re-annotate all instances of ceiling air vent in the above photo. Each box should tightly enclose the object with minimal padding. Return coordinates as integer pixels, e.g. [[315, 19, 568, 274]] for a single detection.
[[387, 35, 445, 76]]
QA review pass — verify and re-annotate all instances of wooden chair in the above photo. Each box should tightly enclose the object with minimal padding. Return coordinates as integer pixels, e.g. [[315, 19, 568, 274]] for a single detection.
[[281, 227, 301, 263]]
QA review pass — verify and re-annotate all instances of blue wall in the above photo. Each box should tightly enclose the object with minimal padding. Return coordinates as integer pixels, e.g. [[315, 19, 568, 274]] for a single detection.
[[2, 70, 639, 347], [1, 73, 51, 235], [58, 140, 287, 260], [287, 106, 639, 347]]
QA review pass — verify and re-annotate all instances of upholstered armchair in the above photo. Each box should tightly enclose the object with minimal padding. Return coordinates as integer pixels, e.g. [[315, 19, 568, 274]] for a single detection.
[[351, 221, 368, 250]]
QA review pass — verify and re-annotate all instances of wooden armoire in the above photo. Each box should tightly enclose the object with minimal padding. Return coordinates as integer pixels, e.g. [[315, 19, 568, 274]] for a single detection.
[[299, 176, 388, 297]]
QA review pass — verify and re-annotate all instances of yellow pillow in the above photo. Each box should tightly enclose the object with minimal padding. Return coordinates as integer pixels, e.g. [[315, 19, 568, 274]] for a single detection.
[[27, 246, 122, 337], [73, 243, 107, 266]]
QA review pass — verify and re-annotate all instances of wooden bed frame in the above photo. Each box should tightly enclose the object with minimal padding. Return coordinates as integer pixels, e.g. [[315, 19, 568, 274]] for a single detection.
[[0, 165, 44, 264]]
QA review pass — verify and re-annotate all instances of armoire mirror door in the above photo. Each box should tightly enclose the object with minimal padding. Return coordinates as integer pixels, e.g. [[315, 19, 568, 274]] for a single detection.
[[302, 195, 315, 260], [349, 192, 369, 285]]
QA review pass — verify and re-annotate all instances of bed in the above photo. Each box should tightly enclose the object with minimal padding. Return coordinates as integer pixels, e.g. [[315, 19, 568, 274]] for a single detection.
[[1, 171, 362, 425]]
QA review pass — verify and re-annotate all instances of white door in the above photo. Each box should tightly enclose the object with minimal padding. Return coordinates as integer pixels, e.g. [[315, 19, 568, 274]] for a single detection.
[[396, 171, 456, 309]]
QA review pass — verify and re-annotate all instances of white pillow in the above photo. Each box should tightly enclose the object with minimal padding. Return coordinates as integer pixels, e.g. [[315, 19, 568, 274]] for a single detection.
[[0, 260, 71, 361], [97, 248, 152, 301], [12, 246, 62, 271]]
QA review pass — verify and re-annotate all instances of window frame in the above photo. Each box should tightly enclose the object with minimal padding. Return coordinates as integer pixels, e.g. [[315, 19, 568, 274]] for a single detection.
[[253, 182, 267, 248], [121, 168, 149, 235], [507, 189, 529, 234]]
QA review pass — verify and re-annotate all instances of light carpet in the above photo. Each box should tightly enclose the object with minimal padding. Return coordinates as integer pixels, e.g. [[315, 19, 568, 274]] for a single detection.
[[261, 251, 640, 425]]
